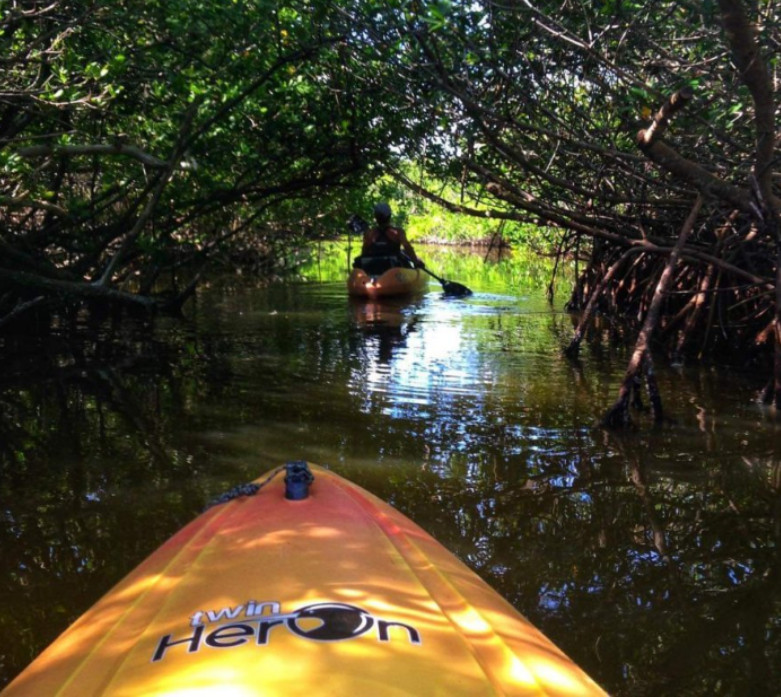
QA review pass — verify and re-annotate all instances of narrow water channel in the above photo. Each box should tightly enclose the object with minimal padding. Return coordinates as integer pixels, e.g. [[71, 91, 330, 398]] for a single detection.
[[0, 247, 779, 695]]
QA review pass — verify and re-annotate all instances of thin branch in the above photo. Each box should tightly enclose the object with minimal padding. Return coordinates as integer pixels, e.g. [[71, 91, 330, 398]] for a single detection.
[[17, 143, 169, 169]]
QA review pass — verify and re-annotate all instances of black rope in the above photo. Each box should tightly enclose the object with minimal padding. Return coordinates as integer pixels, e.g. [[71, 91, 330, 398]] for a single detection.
[[205, 466, 285, 510]]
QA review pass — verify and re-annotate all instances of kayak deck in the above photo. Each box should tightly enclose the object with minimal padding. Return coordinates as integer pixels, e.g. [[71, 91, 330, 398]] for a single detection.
[[2, 463, 606, 696]]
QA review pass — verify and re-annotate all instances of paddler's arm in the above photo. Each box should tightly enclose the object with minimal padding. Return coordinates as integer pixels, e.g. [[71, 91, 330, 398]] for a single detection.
[[398, 229, 425, 268]]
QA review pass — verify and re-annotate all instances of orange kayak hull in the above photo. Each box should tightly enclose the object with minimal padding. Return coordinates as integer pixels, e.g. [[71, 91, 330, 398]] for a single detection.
[[347, 266, 427, 298], [2, 464, 606, 696]]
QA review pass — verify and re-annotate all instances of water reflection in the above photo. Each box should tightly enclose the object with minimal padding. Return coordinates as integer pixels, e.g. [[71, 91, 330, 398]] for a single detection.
[[349, 297, 420, 366], [1, 253, 780, 695]]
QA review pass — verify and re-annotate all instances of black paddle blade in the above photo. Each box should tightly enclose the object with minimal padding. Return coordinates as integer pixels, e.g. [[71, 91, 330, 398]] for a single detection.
[[441, 280, 472, 297], [347, 214, 368, 235]]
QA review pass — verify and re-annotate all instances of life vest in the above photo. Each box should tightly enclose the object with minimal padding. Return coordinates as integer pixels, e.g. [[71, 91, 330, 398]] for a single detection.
[[364, 226, 402, 257]]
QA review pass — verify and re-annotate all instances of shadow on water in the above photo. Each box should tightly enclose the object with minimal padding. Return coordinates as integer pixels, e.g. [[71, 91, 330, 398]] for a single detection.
[[0, 244, 779, 695]]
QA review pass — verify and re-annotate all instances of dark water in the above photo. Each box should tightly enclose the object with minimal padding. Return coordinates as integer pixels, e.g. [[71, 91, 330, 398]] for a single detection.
[[1, 248, 779, 695]]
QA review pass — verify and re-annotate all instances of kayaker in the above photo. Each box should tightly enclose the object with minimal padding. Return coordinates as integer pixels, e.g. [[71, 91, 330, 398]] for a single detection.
[[361, 202, 425, 270]]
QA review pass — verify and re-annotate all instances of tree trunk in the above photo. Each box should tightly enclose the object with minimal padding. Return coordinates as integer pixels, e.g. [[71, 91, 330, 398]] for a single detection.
[[601, 197, 703, 428], [565, 248, 640, 359], [774, 242, 781, 407]]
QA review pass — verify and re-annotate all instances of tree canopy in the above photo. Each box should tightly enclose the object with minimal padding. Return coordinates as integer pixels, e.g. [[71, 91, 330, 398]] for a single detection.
[[0, 0, 390, 314], [1, 0, 779, 408]]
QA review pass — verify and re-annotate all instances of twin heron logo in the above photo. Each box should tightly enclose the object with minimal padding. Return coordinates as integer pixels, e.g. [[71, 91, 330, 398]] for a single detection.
[[152, 601, 422, 663]]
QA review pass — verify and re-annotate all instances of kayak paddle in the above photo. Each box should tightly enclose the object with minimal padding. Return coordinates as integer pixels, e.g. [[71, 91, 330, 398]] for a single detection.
[[398, 252, 472, 297], [419, 264, 472, 297]]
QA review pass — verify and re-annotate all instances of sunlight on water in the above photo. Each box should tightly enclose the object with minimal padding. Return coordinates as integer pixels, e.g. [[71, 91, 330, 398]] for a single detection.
[[1, 244, 779, 696]]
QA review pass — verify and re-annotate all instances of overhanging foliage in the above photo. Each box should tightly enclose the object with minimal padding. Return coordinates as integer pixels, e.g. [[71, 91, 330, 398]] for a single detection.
[[1, 0, 779, 414]]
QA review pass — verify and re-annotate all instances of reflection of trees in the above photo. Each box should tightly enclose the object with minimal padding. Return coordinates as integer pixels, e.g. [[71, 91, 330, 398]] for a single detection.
[[0, 321, 236, 687], [367, 439, 780, 696], [2, 281, 779, 694]]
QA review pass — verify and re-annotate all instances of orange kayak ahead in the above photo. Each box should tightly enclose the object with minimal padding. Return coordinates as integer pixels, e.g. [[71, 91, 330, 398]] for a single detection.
[[2, 463, 607, 696], [347, 266, 427, 298]]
